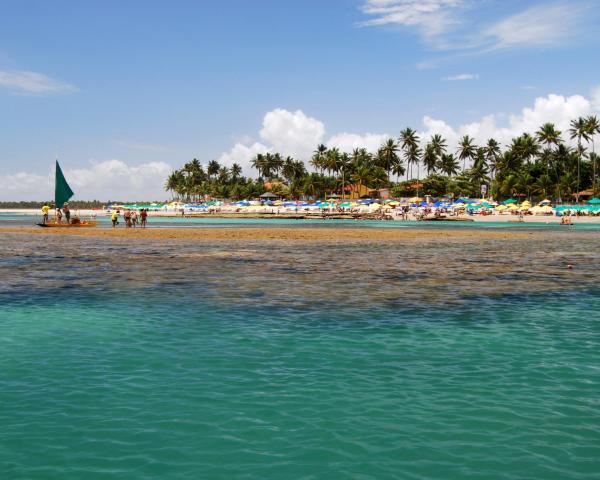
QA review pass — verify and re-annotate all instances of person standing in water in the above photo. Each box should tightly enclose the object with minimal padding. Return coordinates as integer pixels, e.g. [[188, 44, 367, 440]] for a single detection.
[[140, 208, 148, 228], [41, 204, 50, 224], [111, 210, 119, 228], [63, 203, 71, 224], [56, 207, 63, 224]]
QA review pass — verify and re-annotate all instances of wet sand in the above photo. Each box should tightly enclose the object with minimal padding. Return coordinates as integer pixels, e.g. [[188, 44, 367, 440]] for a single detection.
[[0, 226, 538, 242]]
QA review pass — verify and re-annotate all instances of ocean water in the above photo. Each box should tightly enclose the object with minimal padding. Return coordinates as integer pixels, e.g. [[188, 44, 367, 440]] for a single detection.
[[1, 229, 600, 479]]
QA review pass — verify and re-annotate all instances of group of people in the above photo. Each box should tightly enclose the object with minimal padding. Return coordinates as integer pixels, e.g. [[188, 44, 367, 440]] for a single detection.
[[41, 203, 75, 224], [111, 208, 148, 228]]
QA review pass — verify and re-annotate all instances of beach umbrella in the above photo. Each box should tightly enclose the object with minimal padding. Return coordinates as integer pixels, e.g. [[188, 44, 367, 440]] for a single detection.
[[539, 199, 552, 205], [408, 197, 423, 203], [588, 198, 600, 204], [387, 201, 400, 206], [504, 198, 517, 204], [370, 203, 381, 210], [496, 205, 508, 210]]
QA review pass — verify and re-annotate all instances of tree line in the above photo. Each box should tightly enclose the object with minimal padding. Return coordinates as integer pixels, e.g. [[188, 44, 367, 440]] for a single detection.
[[165, 116, 600, 202]]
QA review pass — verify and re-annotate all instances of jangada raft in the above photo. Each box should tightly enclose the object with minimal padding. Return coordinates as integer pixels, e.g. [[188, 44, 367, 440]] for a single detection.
[[37, 160, 97, 228]]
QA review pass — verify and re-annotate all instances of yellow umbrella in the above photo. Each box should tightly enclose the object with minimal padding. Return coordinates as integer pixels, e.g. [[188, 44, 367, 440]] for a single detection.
[[508, 204, 519, 210], [382, 204, 393, 209], [370, 203, 381, 210], [387, 201, 400, 206], [495, 205, 508, 210], [408, 197, 423, 203]]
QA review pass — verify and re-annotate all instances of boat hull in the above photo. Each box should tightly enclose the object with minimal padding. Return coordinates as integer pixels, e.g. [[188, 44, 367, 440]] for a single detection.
[[37, 221, 97, 228]]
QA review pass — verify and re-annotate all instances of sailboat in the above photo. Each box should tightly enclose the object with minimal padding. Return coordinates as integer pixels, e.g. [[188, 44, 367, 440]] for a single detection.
[[37, 161, 97, 228]]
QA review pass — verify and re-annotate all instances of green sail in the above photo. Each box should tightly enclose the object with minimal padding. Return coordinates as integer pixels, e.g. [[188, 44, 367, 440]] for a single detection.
[[55, 160, 74, 208]]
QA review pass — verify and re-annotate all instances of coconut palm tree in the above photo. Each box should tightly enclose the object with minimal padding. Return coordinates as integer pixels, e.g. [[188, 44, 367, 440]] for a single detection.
[[377, 138, 400, 184], [430, 134, 447, 158], [207, 160, 220, 179], [422, 143, 438, 175], [230, 163, 242, 180], [338, 152, 351, 200], [251, 153, 268, 179], [439, 153, 459, 177], [585, 115, 600, 192], [570, 117, 591, 202], [311, 144, 328, 174], [457, 135, 477, 172], [399, 127, 419, 179], [484, 138, 502, 181]]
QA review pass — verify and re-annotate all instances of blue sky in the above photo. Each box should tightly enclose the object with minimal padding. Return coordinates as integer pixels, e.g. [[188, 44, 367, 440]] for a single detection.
[[1, 0, 599, 200]]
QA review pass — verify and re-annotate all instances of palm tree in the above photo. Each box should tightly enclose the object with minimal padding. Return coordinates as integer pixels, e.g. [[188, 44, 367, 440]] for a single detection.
[[484, 138, 502, 181], [399, 128, 419, 179], [251, 153, 268, 179], [311, 144, 328, 174], [338, 152, 351, 200], [377, 138, 400, 184], [422, 143, 438, 176], [230, 163, 242, 180], [325, 147, 341, 178], [457, 135, 477, 172], [585, 115, 600, 192], [439, 153, 459, 177], [403, 144, 422, 182], [430, 133, 447, 158], [570, 117, 590, 203], [207, 160, 220, 179]]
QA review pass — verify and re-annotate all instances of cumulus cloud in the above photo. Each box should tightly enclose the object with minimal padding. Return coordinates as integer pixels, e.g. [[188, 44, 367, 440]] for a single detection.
[[216, 108, 325, 175], [0, 70, 77, 95], [217, 142, 271, 177], [259, 108, 325, 158], [327, 132, 391, 153], [418, 92, 597, 166], [0, 160, 172, 201]]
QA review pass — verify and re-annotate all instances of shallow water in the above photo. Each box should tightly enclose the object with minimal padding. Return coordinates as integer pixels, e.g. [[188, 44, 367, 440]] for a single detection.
[[1, 229, 600, 479]]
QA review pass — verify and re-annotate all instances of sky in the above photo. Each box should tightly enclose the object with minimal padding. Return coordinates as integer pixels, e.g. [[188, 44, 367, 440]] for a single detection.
[[1, 0, 600, 200]]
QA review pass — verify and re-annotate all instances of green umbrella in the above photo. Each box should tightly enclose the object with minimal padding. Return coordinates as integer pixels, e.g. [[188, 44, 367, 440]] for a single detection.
[[588, 198, 600, 204], [504, 198, 517, 204]]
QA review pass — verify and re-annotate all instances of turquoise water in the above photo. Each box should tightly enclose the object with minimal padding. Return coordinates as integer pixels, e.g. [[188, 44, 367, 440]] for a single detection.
[[3, 212, 600, 231], [1, 230, 600, 479]]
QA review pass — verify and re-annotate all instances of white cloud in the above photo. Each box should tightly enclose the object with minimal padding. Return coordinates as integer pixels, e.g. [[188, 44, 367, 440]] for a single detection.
[[259, 108, 325, 158], [327, 132, 391, 153], [358, 0, 462, 39], [419, 92, 597, 163], [443, 73, 478, 81], [481, 3, 585, 51], [215, 108, 324, 176], [359, 1, 591, 54], [217, 142, 271, 177], [0, 160, 172, 201], [0, 70, 77, 94]]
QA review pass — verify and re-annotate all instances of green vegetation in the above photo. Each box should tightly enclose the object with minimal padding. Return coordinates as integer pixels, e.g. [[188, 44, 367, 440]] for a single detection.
[[164, 115, 600, 202]]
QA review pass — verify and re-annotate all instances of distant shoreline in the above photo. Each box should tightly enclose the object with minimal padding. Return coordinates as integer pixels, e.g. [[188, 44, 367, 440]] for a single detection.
[[2, 208, 600, 224]]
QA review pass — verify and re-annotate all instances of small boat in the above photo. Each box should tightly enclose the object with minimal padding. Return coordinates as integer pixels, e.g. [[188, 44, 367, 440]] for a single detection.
[[37, 220, 97, 228], [38, 160, 97, 228]]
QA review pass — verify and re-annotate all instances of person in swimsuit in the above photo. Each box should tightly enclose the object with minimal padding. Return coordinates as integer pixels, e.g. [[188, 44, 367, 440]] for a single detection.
[[111, 210, 119, 227], [63, 203, 71, 224], [140, 208, 148, 228]]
